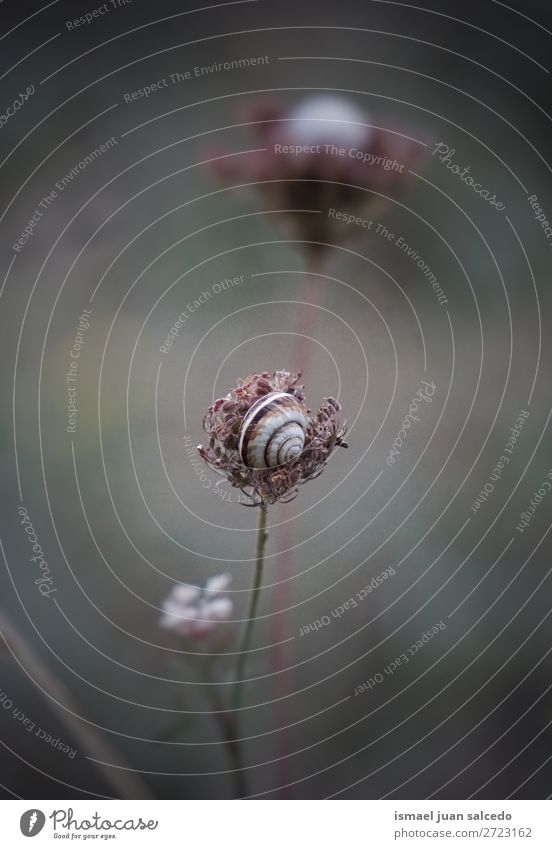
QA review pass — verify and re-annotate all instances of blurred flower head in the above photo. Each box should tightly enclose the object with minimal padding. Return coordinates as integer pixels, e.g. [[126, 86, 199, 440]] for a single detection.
[[198, 370, 347, 506], [160, 574, 233, 638], [210, 94, 424, 260]]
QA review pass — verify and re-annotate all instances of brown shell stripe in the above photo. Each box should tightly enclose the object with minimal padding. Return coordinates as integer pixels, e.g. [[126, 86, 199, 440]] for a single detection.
[[239, 393, 300, 466], [262, 421, 305, 467]]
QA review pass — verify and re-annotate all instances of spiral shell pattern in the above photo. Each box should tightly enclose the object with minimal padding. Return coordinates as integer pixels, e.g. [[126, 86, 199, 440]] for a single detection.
[[238, 392, 308, 469]]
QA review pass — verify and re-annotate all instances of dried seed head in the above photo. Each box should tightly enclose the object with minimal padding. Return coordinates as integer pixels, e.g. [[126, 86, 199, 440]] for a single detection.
[[198, 370, 347, 506]]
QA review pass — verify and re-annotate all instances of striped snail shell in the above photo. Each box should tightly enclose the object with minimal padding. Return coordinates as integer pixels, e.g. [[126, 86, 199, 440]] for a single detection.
[[238, 392, 308, 469]]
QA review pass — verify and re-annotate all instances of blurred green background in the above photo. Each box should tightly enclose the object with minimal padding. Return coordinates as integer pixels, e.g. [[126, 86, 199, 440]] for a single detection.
[[0, 0, 551, 799]]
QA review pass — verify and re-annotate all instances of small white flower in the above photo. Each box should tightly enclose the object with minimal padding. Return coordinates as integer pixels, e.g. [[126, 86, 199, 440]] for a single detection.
[[159, 575, 233, 638]]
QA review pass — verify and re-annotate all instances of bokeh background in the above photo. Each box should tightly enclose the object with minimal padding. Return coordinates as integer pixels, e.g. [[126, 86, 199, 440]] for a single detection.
[[0, 0, 551, 799]]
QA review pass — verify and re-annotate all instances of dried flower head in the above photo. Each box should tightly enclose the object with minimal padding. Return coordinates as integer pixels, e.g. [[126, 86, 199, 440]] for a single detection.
[[198, 370, 347, 506], [210, 94, 425, 259], [160, 574, 233, 638]]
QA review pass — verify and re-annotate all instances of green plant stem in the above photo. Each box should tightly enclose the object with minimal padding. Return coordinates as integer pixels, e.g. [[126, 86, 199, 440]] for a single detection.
[[199, 665, 247, 799], [232, 505, 268, 712], [187, 507, 268, 800]]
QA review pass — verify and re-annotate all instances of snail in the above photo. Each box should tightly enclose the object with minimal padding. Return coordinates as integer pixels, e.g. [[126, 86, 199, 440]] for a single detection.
[[238, 392, 308, 469]]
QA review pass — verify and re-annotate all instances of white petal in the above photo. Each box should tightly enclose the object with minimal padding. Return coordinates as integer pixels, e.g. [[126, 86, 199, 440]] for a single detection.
[[204, 573, 231, 594], [205, 597, 233, 622], [171, 584, 201, 604], [161, 599, 191, 619]]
